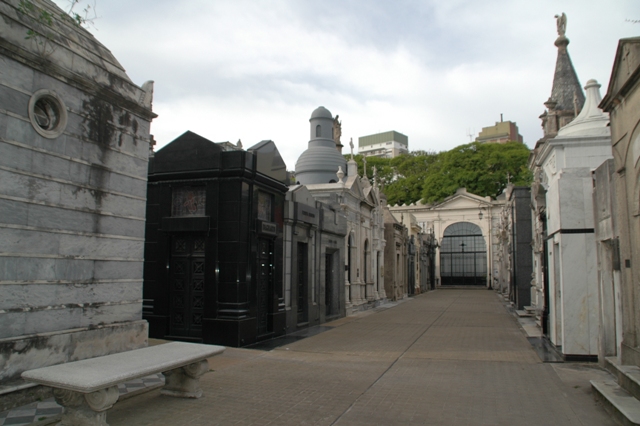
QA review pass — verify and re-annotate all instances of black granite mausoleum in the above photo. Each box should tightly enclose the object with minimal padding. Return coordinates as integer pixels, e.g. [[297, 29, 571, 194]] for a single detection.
[[143, 131, 289, 347]]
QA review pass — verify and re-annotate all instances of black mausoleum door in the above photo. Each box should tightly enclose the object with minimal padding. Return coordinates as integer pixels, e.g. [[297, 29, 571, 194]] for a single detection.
[[257, 238, 273, 337], [169, 235, 206, 340], [325, 252, 339, 318], [297, 242, 308, 325]]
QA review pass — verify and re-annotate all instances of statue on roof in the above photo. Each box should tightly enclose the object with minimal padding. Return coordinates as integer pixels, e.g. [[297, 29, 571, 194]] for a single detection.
[[373, 165, 378, 187], [333, 115, 342, 144], [349, 137, 354, 159], [554, 13, 567, 37]]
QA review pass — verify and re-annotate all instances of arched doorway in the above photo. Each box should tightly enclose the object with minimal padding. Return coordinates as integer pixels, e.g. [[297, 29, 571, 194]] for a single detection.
[[440, 222, 487, 286]]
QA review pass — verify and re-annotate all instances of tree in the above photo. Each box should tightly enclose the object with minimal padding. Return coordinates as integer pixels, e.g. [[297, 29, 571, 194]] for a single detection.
[[421, 141, 532, 203], [345, 142, 531, 207]]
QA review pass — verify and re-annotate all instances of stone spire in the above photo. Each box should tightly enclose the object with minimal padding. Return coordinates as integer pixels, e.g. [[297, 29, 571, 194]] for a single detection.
[[540, 13, 585, 140]]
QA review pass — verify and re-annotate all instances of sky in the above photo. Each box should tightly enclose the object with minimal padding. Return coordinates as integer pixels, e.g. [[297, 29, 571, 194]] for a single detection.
[[54, 0, 638, 169]]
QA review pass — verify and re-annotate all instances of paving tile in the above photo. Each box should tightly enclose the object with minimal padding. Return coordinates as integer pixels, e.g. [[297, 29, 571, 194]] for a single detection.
[[0, 374, 164, 426], [4, 290, 617, 425]]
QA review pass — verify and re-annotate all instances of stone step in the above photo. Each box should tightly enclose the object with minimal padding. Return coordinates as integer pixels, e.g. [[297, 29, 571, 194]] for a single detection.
[[591, 379, 640, 425], [516, 310, 533, 317], [607, 357, 640, 401], [524, 305, 535, 313]]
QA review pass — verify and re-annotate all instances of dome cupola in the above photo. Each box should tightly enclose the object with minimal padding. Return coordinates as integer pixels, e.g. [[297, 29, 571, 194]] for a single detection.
[[295, 106, 347, 184]]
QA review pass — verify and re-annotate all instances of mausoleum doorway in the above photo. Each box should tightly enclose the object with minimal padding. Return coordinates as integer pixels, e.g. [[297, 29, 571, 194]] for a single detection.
[[169, 235, 206, 340], [440, 222, 487, 286]]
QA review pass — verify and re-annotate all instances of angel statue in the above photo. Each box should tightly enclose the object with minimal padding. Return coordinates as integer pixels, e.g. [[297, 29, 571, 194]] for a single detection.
[[554, 13, 567, 37], [333, 115, 342, 144]]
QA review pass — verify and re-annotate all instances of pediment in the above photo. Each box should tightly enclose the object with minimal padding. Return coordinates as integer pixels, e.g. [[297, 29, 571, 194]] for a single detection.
[[289, 185, 316, 206], [346, 177, 365, 199], [150, 130, 221, 174], [614, 40, 640, 94], [362, 186, 378, 205], [602, 37, 640, 109], [435, 191, 491, 210]]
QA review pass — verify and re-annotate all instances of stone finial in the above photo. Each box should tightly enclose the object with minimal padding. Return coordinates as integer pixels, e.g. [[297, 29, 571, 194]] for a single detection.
[[139, 80, 154, 109], [347, 157, 358, 177], [349, 137, 354, 159], [149, 134, 156, 158], [237, 139, 243, 149], [544, 97, 557, 110], [336, 166, 345, 183]]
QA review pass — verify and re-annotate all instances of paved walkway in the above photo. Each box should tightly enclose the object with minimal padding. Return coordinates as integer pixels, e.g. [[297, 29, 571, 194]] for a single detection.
[[52, 290, 622, 425]]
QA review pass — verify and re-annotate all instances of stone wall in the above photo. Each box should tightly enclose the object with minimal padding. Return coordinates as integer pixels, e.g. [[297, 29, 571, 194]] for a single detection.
[[0, 0, 154, 385], [600, 38, 640, 366]]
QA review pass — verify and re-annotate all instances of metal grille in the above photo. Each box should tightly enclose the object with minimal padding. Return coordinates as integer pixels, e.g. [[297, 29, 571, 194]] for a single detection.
[[440, 222, 487, 286]]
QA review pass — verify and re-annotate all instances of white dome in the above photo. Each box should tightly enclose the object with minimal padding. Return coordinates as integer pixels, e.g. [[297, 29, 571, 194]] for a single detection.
[[557, 79, 610, 137]]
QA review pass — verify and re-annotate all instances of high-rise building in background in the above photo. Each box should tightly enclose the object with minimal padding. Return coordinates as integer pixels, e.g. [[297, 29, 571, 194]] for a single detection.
[[358, 131, 408, 158], [475, 119, 524, 144]]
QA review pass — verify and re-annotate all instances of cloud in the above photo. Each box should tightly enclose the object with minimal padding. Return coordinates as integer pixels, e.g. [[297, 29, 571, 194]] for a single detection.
[[53, 0, 640, 170]]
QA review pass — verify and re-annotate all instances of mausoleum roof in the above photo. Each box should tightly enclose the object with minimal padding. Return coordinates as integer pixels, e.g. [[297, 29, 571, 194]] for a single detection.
[[310, 106, 333, 120], [295, 106, 347, 185], [556, 79, 609, 137], [0, 0, 150, 107]]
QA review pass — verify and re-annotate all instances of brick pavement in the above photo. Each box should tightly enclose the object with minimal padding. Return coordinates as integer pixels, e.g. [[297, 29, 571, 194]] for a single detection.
[[104, 289, 614, 425]]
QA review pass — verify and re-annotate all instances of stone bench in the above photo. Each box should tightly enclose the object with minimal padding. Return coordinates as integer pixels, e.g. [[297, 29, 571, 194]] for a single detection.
[[21, 341, 225, 426]]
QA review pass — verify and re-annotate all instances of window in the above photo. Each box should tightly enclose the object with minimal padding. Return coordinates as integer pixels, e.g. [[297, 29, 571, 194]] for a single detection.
[[28, 89, 68, 138], [316, 125, 321, 137], [172, 187, 206, 217], [257, 191, 273, 221]]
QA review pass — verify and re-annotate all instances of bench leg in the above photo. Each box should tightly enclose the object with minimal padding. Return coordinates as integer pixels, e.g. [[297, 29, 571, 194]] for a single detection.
[[53, 386, 119, 426], [161, 359, 209, 398]]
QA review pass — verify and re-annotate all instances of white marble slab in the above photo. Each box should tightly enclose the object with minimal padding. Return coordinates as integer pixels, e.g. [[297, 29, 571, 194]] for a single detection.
[[21, 342, 224, 393]]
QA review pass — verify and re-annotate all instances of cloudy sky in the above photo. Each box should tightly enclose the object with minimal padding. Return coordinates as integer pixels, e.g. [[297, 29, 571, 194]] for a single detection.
[[54, 0, 637, 169]]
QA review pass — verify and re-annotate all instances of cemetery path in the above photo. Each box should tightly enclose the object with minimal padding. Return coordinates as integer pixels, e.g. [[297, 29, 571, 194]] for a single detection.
[[107, 289, 614, 425]]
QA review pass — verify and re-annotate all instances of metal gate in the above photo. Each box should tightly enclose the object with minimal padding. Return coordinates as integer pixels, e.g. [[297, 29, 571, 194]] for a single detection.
[[440, 222, 487, 286]]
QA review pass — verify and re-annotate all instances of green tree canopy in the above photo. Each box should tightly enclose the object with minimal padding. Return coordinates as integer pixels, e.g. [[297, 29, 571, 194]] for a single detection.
[[346, 141, 532, 206]]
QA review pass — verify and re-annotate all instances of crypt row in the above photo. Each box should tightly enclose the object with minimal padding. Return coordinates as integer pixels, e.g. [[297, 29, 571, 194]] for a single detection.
[[141, 117, 440, 348]]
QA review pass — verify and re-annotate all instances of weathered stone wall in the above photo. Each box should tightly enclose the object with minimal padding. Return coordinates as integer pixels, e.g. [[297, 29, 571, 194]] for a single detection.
[[283, 188, 347, 332], [0, 0, 154, 384], [601, 39, 640, 366]]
